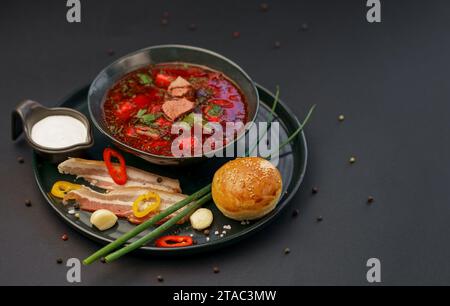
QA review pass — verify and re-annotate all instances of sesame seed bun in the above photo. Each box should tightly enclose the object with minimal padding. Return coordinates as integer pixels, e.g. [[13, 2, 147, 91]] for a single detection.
[[211, 157, 283, 221]]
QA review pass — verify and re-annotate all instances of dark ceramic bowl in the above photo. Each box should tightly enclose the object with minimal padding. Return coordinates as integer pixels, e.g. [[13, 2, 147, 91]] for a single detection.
[[12, 100, 94, 163], [88, 45, 259, 166]]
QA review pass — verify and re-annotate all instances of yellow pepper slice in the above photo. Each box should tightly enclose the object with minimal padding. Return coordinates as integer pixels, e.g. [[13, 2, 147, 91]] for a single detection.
[[51, 181, 82, 198], [132, 192, 161, 218]]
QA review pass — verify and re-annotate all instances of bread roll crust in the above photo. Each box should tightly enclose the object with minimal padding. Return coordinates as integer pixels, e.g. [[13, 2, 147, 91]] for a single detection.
[[212, 157, 282, 221]]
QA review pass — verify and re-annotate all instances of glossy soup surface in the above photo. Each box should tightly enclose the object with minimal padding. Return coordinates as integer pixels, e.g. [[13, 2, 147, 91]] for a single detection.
[[103, 63, 248, 156]]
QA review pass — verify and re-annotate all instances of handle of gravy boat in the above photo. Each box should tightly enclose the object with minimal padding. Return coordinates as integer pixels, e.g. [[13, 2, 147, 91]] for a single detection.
[[11, 100, 44, 141]]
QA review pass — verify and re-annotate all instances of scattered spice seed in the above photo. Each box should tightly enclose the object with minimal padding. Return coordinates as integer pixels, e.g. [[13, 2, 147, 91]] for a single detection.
[[274, 41, 281, 49], [157, 177, 163, 183], [157, 275, 164, 282], [188, 23, 197, 31], [100, 257, 107, 263], [349, 156, 356, 164], [56, 258, 63, 264], [213, 266, 220, 274], [161, 18, 169, 26], [338, 114, 345, 122], [312, 187, 319, 194], [292, 209, 299, 217], [300, 23, 309, 31], [232, 31, 240, 38], [260, 3, 269, 12], [17, 156, 24, 164], [367, 196, 374, 204], [316, 216, 323, 222], [284, 248, 291, 254], [61, 234, 69, 241], [25, 199, 32, 207]]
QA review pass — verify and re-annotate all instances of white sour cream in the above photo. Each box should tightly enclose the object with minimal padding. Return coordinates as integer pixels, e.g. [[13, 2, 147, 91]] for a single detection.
[[31, 115, 87, 149]]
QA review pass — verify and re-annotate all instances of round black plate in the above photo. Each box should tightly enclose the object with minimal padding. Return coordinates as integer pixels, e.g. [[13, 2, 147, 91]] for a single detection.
[[32, 84, 308, 254]]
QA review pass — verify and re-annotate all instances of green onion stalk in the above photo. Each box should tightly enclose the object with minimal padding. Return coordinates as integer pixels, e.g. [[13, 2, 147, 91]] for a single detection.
[[83, 88, 315, 264]]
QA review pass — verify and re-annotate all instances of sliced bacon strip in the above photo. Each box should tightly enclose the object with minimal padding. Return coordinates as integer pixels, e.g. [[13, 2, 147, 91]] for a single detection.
[[58, 158, 181, 193], [63, 186, 191, 224]]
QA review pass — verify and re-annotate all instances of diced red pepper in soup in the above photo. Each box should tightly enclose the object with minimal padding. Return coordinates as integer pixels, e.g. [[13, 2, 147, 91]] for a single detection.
[[103, 63, 247, 156], [132, 95, 151, 108], [115, 101, 137, 121], [155, 74, 175, 88]]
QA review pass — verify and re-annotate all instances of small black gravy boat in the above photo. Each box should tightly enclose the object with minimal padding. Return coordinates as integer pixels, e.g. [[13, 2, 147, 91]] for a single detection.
[[12, 100, 94, 163]]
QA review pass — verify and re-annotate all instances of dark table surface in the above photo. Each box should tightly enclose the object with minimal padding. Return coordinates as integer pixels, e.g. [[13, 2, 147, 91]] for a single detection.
[[2, 0, 450, 286]]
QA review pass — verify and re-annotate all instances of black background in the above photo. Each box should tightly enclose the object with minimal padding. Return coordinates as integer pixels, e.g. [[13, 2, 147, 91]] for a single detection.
[[2, 0, 450, 285]]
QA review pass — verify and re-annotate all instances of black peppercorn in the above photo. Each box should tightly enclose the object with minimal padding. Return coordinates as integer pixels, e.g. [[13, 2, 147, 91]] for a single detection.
[[17, 156, 24, 164], [292, 209, 299, 217], [367, 196, 374, 204], [56, 258, 63, 264], [157, 177, 163, 183], [316, 216, 323, 222], [213, 266, 220, 273], [312, 187, 319, 194], [284, 248, 291, 254], [25, 199, 32, 207]]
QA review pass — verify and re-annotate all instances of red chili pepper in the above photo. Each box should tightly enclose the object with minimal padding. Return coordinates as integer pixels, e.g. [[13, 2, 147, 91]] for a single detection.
[[155, 235, 193, 248], [103, 148, 128, 185]]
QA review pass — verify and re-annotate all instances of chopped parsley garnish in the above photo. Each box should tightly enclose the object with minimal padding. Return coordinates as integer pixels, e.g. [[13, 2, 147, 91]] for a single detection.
[[141, 113, 157, 125], [137, 73, 152, 85], [136, 109, 147, 118], [208, 104, 223, 117], [136, 108, 158, 125]]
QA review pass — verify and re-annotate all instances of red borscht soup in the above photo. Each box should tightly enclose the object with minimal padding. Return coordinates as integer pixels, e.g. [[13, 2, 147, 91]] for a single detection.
[[103, 63, 248, 156]]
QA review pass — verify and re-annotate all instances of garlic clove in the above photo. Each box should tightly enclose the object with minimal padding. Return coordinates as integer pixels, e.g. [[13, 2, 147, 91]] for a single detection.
[[90, 209, 118, 231], [190, 208, 213, 230]]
